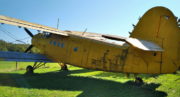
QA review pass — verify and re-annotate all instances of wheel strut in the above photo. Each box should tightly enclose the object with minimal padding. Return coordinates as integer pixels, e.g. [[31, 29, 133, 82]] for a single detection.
[[59, 63, 68, 71], [25, 62, 46, 75]]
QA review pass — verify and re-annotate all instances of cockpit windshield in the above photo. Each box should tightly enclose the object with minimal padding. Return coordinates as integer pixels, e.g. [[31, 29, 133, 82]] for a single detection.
[[43, 31, 51, 38]]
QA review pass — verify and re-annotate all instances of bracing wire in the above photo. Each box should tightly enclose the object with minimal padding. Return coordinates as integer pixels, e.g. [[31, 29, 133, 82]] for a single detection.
[[0, 25, 30, 44], [11, 37, 31, 44], [0, 26, 17, 40]]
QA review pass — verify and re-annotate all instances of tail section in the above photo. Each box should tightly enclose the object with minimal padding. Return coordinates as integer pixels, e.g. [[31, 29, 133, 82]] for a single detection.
[[129, 6, 180, 73]]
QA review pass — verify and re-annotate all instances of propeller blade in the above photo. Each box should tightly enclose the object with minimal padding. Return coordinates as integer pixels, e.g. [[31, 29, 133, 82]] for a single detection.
[[25, 45, 33, 53], [24, 28, 34, 37]]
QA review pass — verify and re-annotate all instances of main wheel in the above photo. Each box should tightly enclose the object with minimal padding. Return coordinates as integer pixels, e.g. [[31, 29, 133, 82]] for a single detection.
[[26, 65, 34, 74], [135, 77, 144, 85], [61, 64, 68, 71], [59, 63, 68, 71]]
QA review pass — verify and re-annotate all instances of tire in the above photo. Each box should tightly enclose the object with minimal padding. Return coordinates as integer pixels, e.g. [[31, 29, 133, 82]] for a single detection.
[[26, 65, 34, 74]]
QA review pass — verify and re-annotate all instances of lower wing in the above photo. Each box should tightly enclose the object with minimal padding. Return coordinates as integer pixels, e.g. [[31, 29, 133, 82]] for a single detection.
[[0, 51, 53, 62]]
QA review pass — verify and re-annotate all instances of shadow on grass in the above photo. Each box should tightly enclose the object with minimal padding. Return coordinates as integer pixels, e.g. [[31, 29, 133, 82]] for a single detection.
[[93, 71, 160, 79], [0, 69, 167, 97]]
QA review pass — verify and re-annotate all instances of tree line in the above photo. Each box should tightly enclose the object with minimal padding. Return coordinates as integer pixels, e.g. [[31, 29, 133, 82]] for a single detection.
[[0, 40, 39, 53]]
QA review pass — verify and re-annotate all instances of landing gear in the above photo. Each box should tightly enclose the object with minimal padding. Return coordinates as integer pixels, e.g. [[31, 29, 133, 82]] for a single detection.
[[59, 63, 68, 71], [25, 62, 46, 75], [135, 77, 144, 85], [125, 73, 144, 85], [126, 73, 130, 78], [26, 65, 34, 74]]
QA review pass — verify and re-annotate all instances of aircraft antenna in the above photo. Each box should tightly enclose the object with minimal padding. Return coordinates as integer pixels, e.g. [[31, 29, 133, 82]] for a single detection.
[[57, 18, 60, 29], [82, 28, 87, 35]]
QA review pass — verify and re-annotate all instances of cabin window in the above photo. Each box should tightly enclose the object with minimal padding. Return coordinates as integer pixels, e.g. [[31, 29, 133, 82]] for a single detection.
[[53, 41, 56, 46], [74, 47, 78, 52], [61, 43, 64, 48], [49, 41, 64, 48], [57, 42, 61, 47]]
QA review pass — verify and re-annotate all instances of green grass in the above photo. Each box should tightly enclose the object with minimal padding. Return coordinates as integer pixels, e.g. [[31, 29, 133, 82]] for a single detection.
[[0, 61, 179, 97]]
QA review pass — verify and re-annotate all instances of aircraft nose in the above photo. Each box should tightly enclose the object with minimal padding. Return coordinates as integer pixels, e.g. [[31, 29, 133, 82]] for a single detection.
[[32, 34, 39, 46], [32, 33, 45, 47]]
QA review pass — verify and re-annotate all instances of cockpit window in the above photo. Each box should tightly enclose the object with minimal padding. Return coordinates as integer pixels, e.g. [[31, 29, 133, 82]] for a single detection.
[[43, 31, 51, 38]]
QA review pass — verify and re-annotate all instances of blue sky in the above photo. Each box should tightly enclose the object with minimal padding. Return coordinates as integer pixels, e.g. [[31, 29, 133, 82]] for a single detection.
[[0, 0, 179, 44]]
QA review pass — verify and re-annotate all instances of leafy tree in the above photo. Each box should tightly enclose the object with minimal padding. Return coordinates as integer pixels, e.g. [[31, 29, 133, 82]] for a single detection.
[[0, 40, 40, 53]]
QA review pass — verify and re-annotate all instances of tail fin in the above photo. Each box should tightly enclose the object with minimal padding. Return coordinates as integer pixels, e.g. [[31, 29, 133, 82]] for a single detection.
[[130, 6, 180, 73]]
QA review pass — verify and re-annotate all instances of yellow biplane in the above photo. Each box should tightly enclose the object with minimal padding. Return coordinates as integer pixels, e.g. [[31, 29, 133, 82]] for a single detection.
[[0, 6, 180, 83]]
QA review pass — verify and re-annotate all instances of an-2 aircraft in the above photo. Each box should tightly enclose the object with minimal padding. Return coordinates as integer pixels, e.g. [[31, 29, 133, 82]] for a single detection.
[[0, 6, 180, 83]]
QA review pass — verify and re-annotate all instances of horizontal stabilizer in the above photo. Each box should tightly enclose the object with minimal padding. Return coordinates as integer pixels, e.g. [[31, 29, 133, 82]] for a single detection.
[[0, 51, 53, 62], [102, 34, 163, 51], [0, 15, 68, 36], [126, 38, 163, 51]]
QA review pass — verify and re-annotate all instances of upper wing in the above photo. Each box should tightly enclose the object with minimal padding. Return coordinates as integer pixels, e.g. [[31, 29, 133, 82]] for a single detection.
[[0, 51, 53, 62], [0, 15, 68, 36], [102, 34, 163, 51]]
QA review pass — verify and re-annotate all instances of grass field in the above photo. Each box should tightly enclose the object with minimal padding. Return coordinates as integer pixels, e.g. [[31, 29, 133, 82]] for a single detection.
[[0, 61, 179, 97]]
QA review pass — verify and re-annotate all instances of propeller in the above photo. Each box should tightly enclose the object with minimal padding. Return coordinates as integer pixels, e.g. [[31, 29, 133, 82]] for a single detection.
[[24, 45, 33, 53], [23, 28, 34, 53], [24, 28, 34, 37]]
